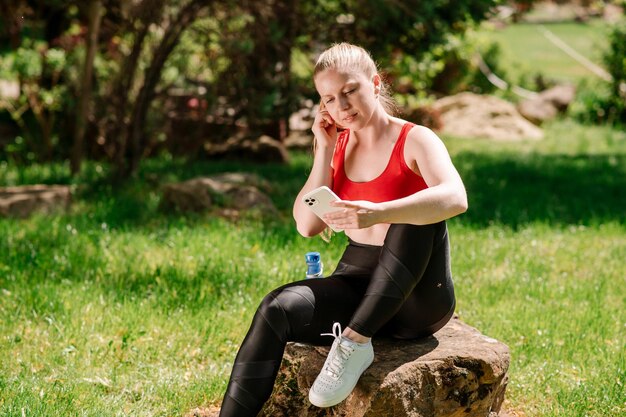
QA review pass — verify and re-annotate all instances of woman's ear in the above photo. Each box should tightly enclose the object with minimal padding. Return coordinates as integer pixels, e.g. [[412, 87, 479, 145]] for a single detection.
[[372, 74, 381, 96]]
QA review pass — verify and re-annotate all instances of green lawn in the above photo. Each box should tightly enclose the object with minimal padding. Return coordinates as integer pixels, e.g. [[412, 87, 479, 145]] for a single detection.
[[1, 119, 625, 416], [479, 18, 610, 86]]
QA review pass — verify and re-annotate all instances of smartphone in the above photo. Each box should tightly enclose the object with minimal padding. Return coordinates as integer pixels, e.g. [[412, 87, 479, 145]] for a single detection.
[[302, 186, 343, 232]]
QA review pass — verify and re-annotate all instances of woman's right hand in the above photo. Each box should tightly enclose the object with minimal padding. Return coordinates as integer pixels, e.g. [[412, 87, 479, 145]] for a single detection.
[[311, 102, 339, 151]]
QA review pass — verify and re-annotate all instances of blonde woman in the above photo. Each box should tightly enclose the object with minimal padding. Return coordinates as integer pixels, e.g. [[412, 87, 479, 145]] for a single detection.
[[218, 43, 467, 416]]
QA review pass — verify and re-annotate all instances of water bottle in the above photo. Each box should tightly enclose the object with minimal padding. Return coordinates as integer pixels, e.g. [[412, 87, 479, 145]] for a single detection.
[[305, 251, 324, 278]]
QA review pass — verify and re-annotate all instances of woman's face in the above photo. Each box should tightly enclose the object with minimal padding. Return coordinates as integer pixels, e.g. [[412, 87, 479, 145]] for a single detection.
[[314, 68, 380, 130]]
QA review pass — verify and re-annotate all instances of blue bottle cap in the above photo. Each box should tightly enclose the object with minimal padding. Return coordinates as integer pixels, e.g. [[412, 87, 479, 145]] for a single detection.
[[305, 252, 321, 263]]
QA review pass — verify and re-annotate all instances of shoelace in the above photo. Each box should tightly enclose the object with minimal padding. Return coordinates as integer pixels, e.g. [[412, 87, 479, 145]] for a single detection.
[[320, 322, 355, 379]]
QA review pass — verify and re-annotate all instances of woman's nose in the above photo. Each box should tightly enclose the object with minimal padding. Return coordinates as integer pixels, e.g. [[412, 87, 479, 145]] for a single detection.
[[339, 96, 350, 110]]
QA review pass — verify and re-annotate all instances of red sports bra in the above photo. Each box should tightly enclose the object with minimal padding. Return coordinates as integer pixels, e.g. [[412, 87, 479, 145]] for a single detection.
[[332, 122, 428, 203]]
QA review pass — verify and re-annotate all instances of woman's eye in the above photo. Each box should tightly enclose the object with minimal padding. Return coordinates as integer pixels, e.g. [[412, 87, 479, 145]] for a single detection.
[[325, 98, 334, 104]]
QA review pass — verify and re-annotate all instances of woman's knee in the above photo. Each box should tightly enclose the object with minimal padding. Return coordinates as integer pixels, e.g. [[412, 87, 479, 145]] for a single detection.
[[385, 222, 444, 243], [256, 285, 316, 341]]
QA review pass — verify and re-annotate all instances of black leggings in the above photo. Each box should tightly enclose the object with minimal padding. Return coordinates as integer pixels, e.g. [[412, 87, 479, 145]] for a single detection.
[[218, 222, 455, 416]]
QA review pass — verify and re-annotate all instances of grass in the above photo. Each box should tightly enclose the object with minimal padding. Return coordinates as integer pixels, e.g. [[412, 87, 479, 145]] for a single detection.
[[1, 118, 626, 416], [479, 18, 610, 86]]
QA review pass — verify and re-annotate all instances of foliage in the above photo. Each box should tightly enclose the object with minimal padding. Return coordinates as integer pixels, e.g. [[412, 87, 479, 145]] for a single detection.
[[294, 0, 499, 93], [602, 20, 626, 123], [573, 21, 626, 126], [2, 0, 500, 175], [392, 28, 505, 110], [0, 38, 76, 163]]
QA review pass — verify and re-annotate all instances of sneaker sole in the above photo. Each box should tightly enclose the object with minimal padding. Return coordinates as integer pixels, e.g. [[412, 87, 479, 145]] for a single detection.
[[308, 352, 374, 408]]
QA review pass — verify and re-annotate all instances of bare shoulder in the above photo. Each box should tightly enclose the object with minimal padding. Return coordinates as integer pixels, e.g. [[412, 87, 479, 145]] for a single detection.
[[403, 123, 460, 185], [404, 123, 449, 158], [406, 123, 441, 144]]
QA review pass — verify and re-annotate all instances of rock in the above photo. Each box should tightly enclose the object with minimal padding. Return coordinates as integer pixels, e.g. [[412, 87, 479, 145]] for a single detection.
[[284, 130, 314, 151], [432, 92, 543, 141], [161, 178, 215, 213], [160, 173, 277, 217], [205, 172, 272, 193], [289, 103, 316, 131], [518, 84, 576, 125], [404, 105, 443, 130], [538, 84, 576, 112], [603, 4, 624, 23], [0, 185, 71, 218], [517, 99, 558, 125], [204, 134, 290, 164], [259, 317, 510, 417], [0, 79, 20, 99], [185, 405, 221, 417]]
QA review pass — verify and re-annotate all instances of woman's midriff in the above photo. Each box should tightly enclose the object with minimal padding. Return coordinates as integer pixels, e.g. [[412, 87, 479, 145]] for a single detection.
[[345, 223, 390, 246]]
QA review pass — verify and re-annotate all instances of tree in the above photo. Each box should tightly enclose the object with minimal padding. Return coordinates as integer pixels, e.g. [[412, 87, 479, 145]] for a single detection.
[[71, 0, 102, 174], [206, 0, 499, 141], [90, 0, 211, 178], [1, 0, 501, 175]]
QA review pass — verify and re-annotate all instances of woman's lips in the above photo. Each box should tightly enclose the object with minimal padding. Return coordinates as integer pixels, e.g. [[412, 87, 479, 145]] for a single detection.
[[342, 113, 357, 123]]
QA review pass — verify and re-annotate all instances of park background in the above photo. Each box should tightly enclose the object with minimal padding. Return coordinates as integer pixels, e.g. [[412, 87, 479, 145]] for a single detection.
[[0, 0, 625, 416]]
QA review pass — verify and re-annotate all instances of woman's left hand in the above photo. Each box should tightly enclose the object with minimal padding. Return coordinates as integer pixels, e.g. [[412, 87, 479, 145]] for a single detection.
[[322, 200, 383, 229]]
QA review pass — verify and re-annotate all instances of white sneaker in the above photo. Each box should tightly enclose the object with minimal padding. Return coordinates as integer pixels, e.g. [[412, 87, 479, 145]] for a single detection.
[[309, 322, 374, 408]]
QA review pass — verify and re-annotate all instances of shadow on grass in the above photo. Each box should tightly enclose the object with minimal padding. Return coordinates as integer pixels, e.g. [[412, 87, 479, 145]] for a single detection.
[[455, 151, 626, 228], [73, 155, 312, 230], [122, 150, 626, 230], [5, 149, 624, 230]]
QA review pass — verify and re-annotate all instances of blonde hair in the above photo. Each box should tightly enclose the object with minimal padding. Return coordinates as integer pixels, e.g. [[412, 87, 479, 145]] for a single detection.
[[312, 44, 397, 242], [313, 43, 397, 115]]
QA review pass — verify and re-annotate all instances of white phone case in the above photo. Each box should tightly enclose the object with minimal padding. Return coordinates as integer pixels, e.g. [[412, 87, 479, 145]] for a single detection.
[[302, 186, 342, 232]]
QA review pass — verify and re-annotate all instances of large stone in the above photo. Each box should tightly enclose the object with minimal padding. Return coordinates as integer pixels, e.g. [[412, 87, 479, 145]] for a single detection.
[[537, 84, 576, 112], [432, 92, 543, 141], [160, 173, 277, 217], [284, 130, 314, 151], [516, 98, 558, 125], [260, 317, 510, 417], [0, 185, 71, 218], [289, 103, 317, 131], [518, 84, 576, 125]]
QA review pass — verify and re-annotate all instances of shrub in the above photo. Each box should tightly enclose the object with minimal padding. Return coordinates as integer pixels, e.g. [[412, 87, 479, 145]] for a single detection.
[[574, 21, 626, 126]]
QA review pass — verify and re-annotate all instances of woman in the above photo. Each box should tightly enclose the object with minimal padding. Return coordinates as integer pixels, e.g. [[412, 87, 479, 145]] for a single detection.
[[218, 43, 467, 416]]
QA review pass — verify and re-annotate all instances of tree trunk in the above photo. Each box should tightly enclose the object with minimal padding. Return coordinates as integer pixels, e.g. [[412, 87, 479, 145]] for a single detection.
[[111, 0, 166, 180], [274, 0, 298, 141], [71, 0, 102, 175], [242, 0, 298, 140], [124, 0, 208, 177]]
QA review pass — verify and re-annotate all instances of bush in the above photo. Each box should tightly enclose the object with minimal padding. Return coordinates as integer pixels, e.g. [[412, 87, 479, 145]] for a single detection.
[[574, 21, 626, 126], [392, 28, 506, 115], [603, 21, 626, 124]]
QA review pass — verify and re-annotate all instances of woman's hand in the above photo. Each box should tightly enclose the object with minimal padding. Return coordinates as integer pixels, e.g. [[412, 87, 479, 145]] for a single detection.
[[311, 103, 339, 150], [322, 200, 383, 230]]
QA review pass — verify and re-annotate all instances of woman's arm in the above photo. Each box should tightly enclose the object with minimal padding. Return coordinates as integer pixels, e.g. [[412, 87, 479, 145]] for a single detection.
[[292, 145, 335, 237], [292, 108, 340, 237], [323, 126, 467, 229]]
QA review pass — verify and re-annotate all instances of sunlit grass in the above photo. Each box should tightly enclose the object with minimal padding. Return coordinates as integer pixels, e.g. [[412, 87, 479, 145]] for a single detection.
[[479, 18, 609, 86], [1, 118, 625, 416], [453, 222, 625, 416]]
